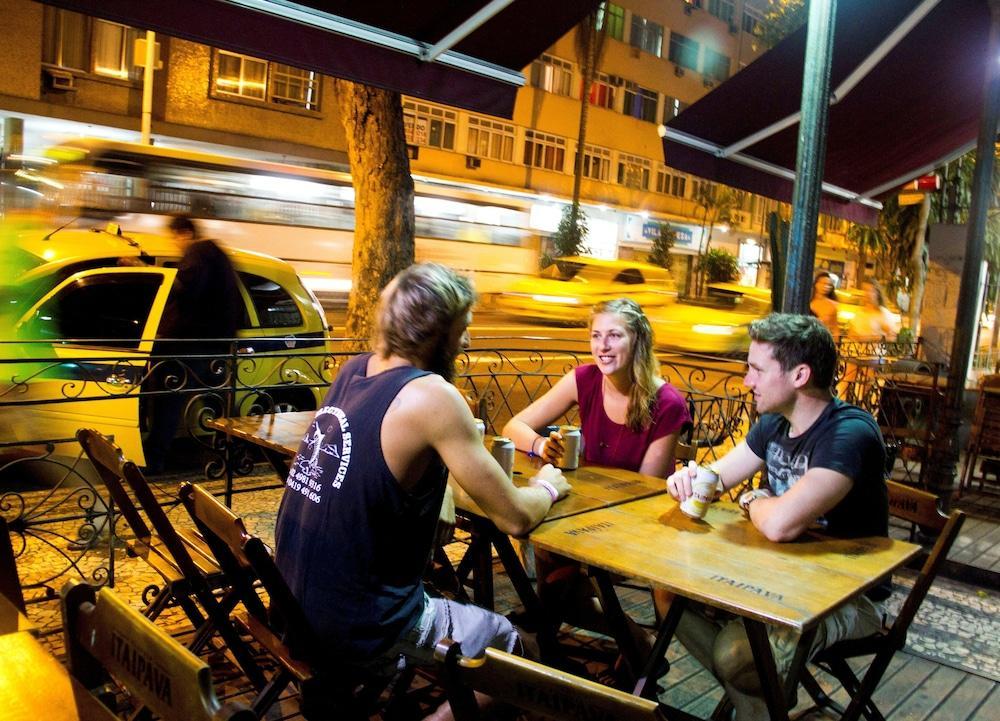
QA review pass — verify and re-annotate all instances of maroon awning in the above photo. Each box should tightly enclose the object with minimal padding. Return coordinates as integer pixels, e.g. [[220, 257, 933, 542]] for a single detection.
[[662, 0, 990, 224], [40, 0, 601, 119]]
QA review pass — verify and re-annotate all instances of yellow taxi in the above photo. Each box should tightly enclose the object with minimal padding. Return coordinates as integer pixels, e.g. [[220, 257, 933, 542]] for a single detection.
[[649, 283, 769, 355], [495, 256, 677, 324], [1, 223, 331, 467]]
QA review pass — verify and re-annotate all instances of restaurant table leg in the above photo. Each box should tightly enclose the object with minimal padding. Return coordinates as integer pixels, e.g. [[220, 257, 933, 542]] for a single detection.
[[743, 618, 789, 721], [488, 529, 564, 664], [783, 627, 817, 711], [590, 569, 645, 682], [633, 596, 686, 699]]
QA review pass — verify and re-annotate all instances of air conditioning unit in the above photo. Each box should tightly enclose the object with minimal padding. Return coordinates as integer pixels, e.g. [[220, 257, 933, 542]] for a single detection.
[[630, 46, 641, 59], [730, 210, 749, 227], [406, 144, 419, 160], [729, 23, 739, 35], [703, 78, 715, 89], [674, 65, 685, 78], [43, 67, 76, 91], [465, 156, 481, 170], [684, 5, 694, 15]]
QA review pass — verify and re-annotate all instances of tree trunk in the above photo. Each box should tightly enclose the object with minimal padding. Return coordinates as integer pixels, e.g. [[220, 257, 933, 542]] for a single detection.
[[334, 80, 415, 342], [857, 244, 867, 285], [907, 195, 931, 335]]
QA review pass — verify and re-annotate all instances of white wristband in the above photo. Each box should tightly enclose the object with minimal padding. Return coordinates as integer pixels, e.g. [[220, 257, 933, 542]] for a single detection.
[[531, 477, 559, 502]]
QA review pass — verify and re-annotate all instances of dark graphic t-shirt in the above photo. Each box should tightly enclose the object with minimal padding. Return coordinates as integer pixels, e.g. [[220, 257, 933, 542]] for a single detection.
[[745, 398, 888, 539]]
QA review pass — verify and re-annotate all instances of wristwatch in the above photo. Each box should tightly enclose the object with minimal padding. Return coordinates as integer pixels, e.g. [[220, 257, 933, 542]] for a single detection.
[[739, 488, 772, 514]]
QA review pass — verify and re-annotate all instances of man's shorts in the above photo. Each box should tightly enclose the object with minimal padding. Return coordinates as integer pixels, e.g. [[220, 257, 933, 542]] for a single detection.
[[761, 595, 886, 676], [380, 592, 520, 670]]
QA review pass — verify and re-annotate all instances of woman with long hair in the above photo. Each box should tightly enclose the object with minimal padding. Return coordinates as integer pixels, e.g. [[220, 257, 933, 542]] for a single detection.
[[810, 271, 840, 338], [503, 298, 690, 643], [503, 297, 689, 475]]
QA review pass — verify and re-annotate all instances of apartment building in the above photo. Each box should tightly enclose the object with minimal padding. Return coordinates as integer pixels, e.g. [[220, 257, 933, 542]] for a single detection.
[[0, 0, 855, 289]]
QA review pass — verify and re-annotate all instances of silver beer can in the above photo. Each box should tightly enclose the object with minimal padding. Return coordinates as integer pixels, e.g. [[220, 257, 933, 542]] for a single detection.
[[557, 425, 581, 470], [490, 435, 515, 480]]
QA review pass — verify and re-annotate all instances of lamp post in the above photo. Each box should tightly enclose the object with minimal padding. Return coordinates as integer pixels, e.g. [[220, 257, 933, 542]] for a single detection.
[[140, 30, 157, 145]]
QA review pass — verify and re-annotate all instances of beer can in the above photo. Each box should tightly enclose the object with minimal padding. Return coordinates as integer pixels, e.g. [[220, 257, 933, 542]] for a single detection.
[[474, 418, 486, 441], [680, 466, 719, 520], [556, 425, 581, 470], [490, 435, 515, 480]]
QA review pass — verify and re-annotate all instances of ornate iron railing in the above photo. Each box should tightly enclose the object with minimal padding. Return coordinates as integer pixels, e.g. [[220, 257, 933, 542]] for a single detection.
[[2, 334, 938, 602]]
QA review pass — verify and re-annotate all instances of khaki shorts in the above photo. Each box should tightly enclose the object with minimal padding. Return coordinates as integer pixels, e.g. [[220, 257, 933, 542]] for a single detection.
[[760, 596, 886, 675]]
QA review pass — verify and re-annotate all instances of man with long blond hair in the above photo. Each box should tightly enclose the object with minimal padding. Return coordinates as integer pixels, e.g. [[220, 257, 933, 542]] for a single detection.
[[274, 263, 569, 717]]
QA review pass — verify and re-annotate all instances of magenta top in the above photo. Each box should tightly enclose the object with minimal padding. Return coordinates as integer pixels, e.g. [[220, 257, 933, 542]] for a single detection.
[[574, 364, 690, 472]]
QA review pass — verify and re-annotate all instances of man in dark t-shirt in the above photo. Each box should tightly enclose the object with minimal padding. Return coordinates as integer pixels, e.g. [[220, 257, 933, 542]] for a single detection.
[[667, 313, 889, 721]]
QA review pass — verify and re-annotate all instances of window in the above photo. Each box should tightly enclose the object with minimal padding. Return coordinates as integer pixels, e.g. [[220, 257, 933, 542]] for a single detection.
[[42, 8, 137, 79], [613, 269, 645, 285], [684, 0, 704, 9], [270, 64, 321, 110], [662, 95, 688, 122], [23, 274, 163, 349], [623, 82, 658, 122], [214, 51, 320, 110], [403, 101, 457, 150], [597, 3, 625, 41], [617, 154, 651, 190], [523, 130, 566, 172], [530, 54, 573, 96], [669, 32, 700, 71], [216, 51, 268, 101], [239, 273, 303, 328], [708, 0, 736, 25], [578, 145, 612, 182], [588, 72, 618, 110], [467, 116, 515, 162], [629, 15, 664, 57], [656, 168, 688, 198], [703, 49, 731, 81], [743, 9, 763, 34]]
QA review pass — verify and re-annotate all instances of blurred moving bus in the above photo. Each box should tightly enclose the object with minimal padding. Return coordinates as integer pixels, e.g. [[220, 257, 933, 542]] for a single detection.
[[24, 138, 540, 304]]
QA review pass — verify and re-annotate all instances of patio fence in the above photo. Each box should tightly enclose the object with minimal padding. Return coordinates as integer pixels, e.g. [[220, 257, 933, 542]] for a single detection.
[[0, 335, 939, 601]]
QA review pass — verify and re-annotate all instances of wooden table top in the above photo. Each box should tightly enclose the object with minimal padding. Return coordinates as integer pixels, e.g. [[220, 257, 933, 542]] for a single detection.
[[0, 631, 117, 720], [529, 494, 921, 632], [0, 593, 35, 637], [206, 410, 315, 457], [209, 413, 668, 524], [459, 452, 668, 523]]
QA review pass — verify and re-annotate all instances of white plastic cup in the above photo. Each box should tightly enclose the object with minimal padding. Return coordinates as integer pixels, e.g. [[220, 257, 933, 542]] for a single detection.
[[680, 465, 719, 519]]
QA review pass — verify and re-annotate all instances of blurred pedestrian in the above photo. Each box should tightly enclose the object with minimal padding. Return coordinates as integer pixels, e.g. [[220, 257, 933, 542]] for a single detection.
[[810, 271, 840, 338], [143, 215, 241, 474], [847, 280, 898, 342]]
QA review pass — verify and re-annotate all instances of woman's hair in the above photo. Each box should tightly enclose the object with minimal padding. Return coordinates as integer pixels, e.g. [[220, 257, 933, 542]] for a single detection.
[[865, 280, 885, 307], [590, 298, 660, 432], [374, 263, 476, 381], [813, 271, 837, 300]]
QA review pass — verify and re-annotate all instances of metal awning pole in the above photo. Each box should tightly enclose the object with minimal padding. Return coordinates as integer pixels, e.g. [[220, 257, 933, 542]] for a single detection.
[[782, 0, 837, 313], [930, 0, 1000, 494]]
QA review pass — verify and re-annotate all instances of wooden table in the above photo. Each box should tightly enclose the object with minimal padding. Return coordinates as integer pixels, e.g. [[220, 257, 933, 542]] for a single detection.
[[0, 592, 35, 637], [529, 494, 921, 719], [0, 631, 117, 720], [207, 410, 315, 486]]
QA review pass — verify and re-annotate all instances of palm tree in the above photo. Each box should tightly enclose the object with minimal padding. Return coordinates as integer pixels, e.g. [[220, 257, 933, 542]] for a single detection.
[[565, 4, 610, 250], [846, 222, 887, 286]]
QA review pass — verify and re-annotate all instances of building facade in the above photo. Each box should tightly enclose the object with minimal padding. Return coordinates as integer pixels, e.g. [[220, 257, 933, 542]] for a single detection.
[[0, 0, 856, 292]]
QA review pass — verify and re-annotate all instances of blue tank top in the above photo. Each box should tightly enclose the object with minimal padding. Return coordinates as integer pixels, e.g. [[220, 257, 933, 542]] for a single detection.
[[273, 353, 447, 659]]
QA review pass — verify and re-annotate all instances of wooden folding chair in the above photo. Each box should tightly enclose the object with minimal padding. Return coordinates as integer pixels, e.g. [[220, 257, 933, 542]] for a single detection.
[[178, 481, 395, 720], [800, 509, 966, 721], [61, 579, 257, 721], [76, 428, 266, 689], [436, 638, 670, 721], [960, 373, 1000, 494]]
